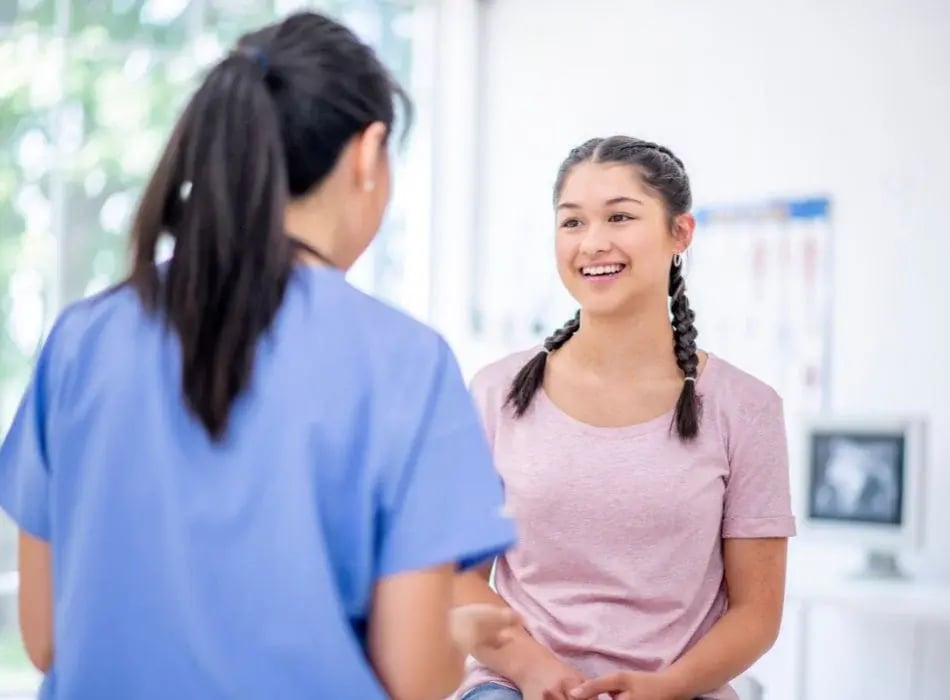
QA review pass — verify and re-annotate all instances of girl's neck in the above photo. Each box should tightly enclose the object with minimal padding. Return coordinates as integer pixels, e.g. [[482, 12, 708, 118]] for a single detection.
[[566, 300, 678, 382]]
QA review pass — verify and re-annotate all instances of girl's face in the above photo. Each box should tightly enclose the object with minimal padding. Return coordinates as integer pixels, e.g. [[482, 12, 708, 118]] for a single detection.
[[554, 161, 693, 318]]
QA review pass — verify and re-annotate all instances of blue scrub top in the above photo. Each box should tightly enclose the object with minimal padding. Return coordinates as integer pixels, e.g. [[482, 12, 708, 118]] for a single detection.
[[0, 265, 515, 699]]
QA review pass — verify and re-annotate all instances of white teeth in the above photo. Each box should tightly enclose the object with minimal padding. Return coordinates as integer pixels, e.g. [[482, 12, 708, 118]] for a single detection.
[[582, 264, 624, 276]]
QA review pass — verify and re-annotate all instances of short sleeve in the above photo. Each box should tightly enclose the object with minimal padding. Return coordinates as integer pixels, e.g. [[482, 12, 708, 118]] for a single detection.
[[375, 339, 516, 578], [0, 330, 59, 541], [468, 366, 500, 449], [722, 391, 797, 539]]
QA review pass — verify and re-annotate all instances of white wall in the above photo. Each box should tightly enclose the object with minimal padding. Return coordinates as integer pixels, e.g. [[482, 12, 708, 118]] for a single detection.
[[432, 0, 950, 698]]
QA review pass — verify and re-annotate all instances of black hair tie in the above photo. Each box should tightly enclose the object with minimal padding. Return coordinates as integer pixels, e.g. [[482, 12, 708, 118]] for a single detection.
[[235, 45, 269, 76]]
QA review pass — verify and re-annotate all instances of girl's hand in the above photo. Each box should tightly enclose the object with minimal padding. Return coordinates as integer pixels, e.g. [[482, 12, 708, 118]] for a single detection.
[[569, 670, 684, 700], [517, 654, 587, 700]]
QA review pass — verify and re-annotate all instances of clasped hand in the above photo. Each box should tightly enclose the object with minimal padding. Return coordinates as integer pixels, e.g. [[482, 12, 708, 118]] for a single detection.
[[567, 670, 682, 700]]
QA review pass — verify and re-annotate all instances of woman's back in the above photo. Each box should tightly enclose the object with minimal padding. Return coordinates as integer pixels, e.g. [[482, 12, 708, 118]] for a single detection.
[[5, 266, 511, 698], [1, 12, 519, 698]]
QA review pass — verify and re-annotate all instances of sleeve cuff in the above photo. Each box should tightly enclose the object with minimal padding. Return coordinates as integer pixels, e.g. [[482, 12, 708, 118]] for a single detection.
[[377, 528, 516, 579], [0, 499, 50, 541], [722, 515, 796, 539]]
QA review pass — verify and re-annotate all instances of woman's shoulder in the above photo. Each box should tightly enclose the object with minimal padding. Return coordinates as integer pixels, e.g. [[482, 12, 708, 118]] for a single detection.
[[44, 283, 143, 356], [296, 267, 448, 367]]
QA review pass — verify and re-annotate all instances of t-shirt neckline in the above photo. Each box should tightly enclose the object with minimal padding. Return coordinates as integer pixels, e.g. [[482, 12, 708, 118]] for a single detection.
[[535, 353, 721, 439]]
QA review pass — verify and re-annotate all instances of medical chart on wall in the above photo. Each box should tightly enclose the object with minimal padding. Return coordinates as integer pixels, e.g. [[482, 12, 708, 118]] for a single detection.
[[687, 197, 834, 414]]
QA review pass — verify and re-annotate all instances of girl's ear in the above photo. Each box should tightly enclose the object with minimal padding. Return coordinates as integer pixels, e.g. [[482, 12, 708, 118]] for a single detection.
[[672, 212, 695, 254]]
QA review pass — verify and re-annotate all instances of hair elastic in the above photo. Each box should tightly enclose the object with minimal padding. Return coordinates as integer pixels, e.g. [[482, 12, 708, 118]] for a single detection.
[[236, 45, 269, 75]]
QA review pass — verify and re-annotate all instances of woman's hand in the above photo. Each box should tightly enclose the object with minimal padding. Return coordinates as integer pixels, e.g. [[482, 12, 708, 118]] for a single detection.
[[453, 566, 579, 694], [568, 670, 684, 700], [450, 603, 522, 653]]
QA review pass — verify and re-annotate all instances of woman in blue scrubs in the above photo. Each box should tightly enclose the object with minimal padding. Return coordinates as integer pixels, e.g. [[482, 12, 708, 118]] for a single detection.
[[0, 11, 516, 699]]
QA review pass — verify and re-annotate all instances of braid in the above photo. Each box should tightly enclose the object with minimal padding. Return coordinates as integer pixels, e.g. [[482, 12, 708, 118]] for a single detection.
[[506, 311, 580, 417], [643, 142, 686, 170], [669, 260, 702, 439]]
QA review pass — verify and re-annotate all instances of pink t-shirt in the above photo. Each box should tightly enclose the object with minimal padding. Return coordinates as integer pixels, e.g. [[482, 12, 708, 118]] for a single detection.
[[458, 350, 796, 700]]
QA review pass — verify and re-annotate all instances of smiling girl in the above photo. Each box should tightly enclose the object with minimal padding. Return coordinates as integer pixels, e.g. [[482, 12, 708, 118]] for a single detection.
[[453, 136, 796, 700]]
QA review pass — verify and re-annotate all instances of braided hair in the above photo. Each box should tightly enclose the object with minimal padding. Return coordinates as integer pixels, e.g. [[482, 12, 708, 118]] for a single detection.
[[505, 136, 703, 440], [506, 311, 580, 416]]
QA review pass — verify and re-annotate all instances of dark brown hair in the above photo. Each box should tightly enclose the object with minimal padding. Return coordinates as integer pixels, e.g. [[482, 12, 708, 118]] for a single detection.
[[128, 12, 410, 440], [505, 136, 702, 440]]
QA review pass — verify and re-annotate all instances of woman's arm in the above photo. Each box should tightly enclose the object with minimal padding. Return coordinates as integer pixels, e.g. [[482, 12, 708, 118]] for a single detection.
[[662, 537, 787, 698], [368, 564, 485, 700], [18, 530, 53, 673], [454, 563, 586, 698], [368, 562, 519, 700], [367, 341, 522, 699], [454, 564, 547, 680]]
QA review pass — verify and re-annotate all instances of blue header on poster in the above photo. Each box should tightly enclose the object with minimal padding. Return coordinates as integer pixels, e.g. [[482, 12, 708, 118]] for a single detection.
[[694, 196, 831, 226]]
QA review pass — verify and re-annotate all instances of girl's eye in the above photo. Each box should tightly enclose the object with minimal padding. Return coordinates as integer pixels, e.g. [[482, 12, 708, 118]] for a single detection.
[[561, 218, 581, 229], [609, 213, 635, 223]]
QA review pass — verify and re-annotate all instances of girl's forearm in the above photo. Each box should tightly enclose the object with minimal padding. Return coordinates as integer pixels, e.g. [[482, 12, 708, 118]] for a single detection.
[[662, 605, 779, 699]]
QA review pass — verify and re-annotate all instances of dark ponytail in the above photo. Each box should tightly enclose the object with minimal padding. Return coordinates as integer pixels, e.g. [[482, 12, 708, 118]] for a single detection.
[[128, 13, 409, 440], [508, 136, 703, 440]]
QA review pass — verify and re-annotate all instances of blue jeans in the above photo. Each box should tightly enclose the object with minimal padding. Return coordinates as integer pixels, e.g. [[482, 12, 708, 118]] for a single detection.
[[460, 681, 705, 699], [459, 682, 523, 700]]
